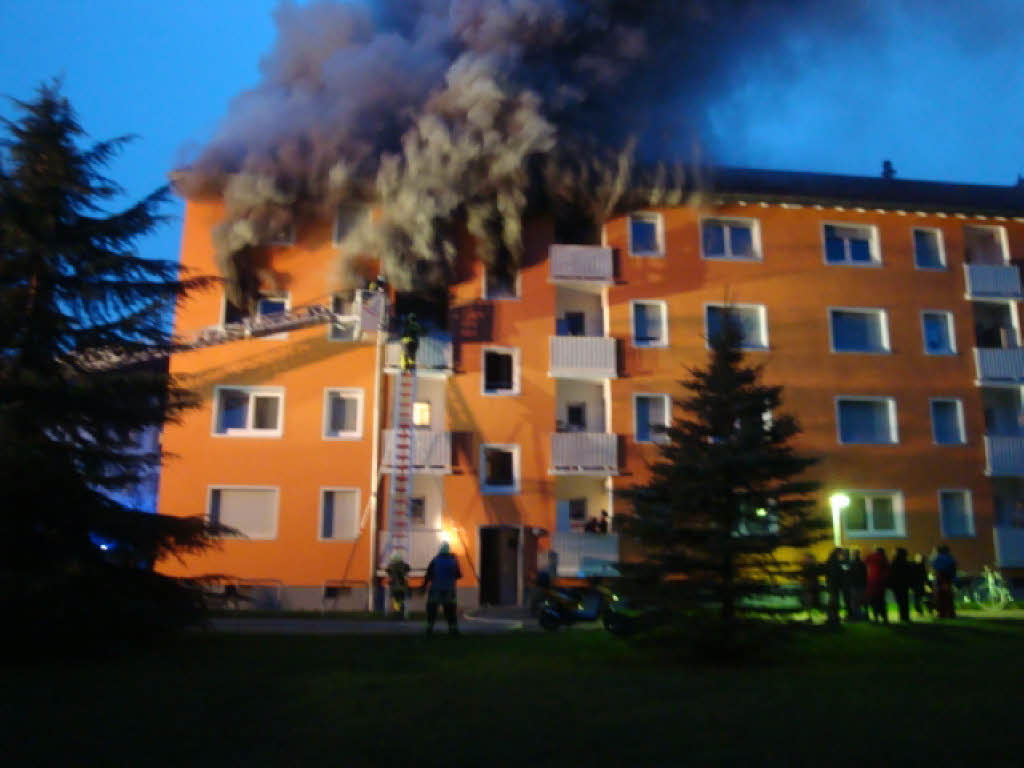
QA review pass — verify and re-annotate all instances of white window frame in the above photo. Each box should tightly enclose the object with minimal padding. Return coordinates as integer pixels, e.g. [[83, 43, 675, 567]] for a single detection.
[[921, 310, 957, 356], [835, 396, 899, 445], [413, 400, 432, 429], [963, 224, 1010, 265], [481, 346, 521, 396], [842, 490, 907, 537], [328, 292, 359, 341], [483, 267, 521, 300], [256, 291, 292, 340], [930, 398, 966, 445], [828, 307, 891, 354], [700, 216, 762, 261], [207, 485, 279, 540], [633, 393, 670, 445], [628, 212, 664, 258], [630, 299, 669, 348], [912, 227, 947, 270], [704, 303, 769, 351], [211, 386, 285, 438], [821, 221, 881, 266], [318, 487, 361, 541], [938, 489, 975, 538], [322, 388, 364, 440], [480, 443, 520, 495]]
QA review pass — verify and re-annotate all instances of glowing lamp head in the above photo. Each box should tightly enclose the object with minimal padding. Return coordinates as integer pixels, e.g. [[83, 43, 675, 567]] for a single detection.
[[830, 493, 851, 511]]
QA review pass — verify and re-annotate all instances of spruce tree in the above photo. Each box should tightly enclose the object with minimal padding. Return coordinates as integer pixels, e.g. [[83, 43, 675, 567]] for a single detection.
[[0, 83, 217, 648], [620, 309, 827, 629]]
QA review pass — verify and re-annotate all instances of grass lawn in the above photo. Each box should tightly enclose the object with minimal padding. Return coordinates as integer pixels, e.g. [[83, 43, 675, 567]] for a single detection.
[[5, 618, 1024, 767]]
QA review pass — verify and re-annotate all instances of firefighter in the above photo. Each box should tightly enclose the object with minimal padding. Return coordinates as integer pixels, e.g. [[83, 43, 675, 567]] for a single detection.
[[400, 313, 421, 371], [386, 553, 411, 619]]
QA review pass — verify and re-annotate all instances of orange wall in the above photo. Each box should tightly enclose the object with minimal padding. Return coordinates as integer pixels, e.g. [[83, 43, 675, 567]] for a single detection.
[[607, 202, 1024, 570]]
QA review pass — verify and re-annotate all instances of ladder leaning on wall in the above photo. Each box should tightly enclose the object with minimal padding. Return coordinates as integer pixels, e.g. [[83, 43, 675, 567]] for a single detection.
[[384, 365, 417, 565]]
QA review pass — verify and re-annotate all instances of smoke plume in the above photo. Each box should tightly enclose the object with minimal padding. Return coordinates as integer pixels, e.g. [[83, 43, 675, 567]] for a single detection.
[[179, 0, 874, 306]]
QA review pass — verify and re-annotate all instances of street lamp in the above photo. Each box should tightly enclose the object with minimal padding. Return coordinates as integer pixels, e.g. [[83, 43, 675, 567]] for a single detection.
[[829, 493, 850, 548]]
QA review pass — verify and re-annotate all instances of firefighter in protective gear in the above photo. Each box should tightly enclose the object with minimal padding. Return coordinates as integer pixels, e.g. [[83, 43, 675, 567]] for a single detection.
[[400, 313, 421, 371], [386, 553, 411, 619]]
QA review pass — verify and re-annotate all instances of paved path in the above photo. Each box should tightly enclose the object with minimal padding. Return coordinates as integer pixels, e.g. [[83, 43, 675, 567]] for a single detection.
[[205, 607, 540, 635]]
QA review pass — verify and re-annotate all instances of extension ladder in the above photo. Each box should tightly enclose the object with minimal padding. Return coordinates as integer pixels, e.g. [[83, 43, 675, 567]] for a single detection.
[[385, 366, 417, 562]]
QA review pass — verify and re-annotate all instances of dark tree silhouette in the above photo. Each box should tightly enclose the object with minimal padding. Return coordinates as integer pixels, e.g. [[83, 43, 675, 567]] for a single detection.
[[620, 309, 827, 632], [0, 83, 218, 649]]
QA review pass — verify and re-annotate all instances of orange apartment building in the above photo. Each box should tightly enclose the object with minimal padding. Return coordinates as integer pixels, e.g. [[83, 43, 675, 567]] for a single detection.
[[158, 168, 1024, 609]]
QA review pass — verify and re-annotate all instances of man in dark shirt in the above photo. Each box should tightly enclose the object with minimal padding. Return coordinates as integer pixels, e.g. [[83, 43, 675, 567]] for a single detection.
[[423, 541, 462, 634]]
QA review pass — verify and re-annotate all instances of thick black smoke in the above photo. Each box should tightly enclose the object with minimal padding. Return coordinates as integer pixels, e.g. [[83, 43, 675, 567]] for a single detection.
[[179, 0, 874, 305]]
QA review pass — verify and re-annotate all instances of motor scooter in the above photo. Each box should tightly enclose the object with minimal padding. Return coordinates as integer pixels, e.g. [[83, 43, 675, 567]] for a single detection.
[[537, 583, 658, 636]]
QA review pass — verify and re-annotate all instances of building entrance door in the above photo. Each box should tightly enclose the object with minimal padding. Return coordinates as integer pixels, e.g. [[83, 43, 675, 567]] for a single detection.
[[479, 526, 520, 606]]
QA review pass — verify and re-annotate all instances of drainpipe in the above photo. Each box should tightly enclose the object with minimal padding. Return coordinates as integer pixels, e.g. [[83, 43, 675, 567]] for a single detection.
[[367, 322, 386, 611]]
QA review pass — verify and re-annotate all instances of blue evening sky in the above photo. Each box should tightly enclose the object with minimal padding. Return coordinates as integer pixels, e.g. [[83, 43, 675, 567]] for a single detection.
[[3, 1, 1022, 272]]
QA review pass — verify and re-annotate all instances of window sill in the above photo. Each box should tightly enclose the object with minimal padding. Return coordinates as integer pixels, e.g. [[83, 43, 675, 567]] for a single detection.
[[213, 431, 284, 439], [481, 486, 520, 495], [701, 254, 762, 262], [831, 348, 892, 355], [323, 434, 363, 441]]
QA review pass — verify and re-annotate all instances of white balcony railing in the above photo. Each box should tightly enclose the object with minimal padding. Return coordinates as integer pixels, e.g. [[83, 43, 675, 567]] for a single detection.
[[549, 245, 614, 282], [549, 336, 617, 379], [551, 432, 618, 474], [378, 529, 447, 571], [384, 333, 453, 373], [985, 435, 1024, 476], [551, 532, 620, 577], [381, 430, 451, 473], [965, 264, 1023, 299], [994, 526, 1024, 568], [974, 347, 1024, 382]]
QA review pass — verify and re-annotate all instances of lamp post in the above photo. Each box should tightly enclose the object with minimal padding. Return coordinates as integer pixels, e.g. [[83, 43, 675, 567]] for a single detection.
[[829, 493, 850, 548]]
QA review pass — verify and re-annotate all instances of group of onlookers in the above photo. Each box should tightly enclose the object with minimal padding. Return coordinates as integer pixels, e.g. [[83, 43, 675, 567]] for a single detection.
[[803, 544, 959, 623]]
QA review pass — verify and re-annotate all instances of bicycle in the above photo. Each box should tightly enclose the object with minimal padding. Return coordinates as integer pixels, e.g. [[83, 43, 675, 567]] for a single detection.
[[968, 566, 1013, 612]]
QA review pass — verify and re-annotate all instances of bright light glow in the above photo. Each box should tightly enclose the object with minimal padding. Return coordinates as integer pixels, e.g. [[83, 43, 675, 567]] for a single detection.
[[829, 493, 851, 547], [755, 507, 768, 517]]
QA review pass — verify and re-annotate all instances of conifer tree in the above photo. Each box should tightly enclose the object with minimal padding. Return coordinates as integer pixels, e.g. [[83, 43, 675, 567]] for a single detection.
[[620, 309, 827, 628], [0, 83, 218, 647]]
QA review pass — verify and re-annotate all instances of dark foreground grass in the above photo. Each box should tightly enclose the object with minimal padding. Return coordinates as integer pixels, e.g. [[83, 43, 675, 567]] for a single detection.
[[5, 619, 1024, 767]]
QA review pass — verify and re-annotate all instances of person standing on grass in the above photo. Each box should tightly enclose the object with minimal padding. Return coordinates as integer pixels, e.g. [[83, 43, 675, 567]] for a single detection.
[[889, 548, 912, 623], [864, 547, 890, 623], [824, 548, 846, 625], [910, 553, 931, 617], [932, 545, 958, 619], [423, 541, 462, 635], [848, 548, 867, 621]]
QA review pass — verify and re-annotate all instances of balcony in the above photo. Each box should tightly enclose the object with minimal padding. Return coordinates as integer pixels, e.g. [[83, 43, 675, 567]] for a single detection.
[[551, 432, 618, 474], [549, 336, 617, 379], [974, 347, 1024, 383], [378, 529, 447, 571], [994, 526, 1024, 568], [549, 245, 614, 283], [381, 429, 451, 473], [384, 332, 453, 374], [552, 532, 620, 577], [985, 436, 1024, 476], [964, 264, 1023, 299]]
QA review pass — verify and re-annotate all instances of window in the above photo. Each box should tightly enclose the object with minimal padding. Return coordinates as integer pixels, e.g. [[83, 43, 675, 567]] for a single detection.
[[481, 445, 519, 494], [485, 267, 520, 299], [483, 348, 518, 395], [702, 218, 759, 260], [323, 389, 362, 439], [329, 292, 359, 341], [209, 487, 278, 539], [413, 401, 431, 428], [631, 300, 668, 347], [931, 399, 966, 445], [213, 387, 283, 437], [964, 225, 1007, 265], [629, 213, 663, 257], [913, 228, 945, 269], [256, 292, 290, 339], [409, 497, 426, 527], [705, 304, 768, 350], [569, 498, 587, 528], [836, 397, 898, 444], [634, 394, 669, 444], [320, 488, 359, 540], [939, 490, 974, 537], [922, 311, 956, 355], [221, 290, 288, 327], [844, 491, 905, 536], [566, 402, 586, 431], [823, 223, 878, 265], [829, 308, 890, 353], [333, 204, 365, 245], [561, 312, 585, 337]]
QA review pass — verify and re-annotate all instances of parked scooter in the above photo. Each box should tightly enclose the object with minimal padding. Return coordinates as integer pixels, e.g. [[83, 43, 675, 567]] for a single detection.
[[537, 581, 658, 636]]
